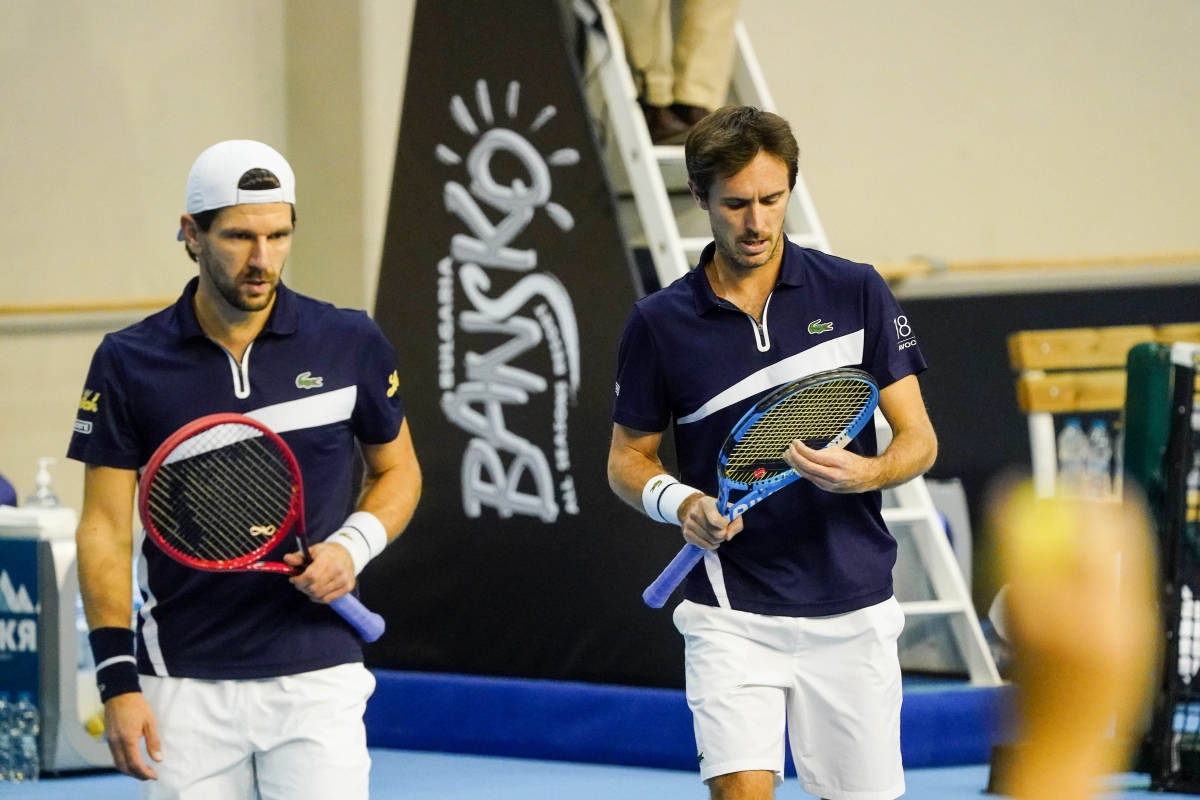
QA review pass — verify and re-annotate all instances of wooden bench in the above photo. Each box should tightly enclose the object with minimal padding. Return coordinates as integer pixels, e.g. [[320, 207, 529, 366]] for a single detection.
[[1007, 323, 1200, 497]]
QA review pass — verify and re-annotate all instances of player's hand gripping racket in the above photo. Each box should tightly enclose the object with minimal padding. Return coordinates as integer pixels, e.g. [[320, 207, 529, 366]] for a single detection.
[[138, 412, 386, 642], [642, 367, 880, 608]]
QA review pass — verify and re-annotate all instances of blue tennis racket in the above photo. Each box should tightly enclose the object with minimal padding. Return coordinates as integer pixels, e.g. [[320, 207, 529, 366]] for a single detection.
[[642, 367, 880, 608]]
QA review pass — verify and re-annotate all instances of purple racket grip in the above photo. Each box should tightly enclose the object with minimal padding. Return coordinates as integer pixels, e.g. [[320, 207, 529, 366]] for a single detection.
[[331, 593, 386, 642], [642, 543, 706, 608]]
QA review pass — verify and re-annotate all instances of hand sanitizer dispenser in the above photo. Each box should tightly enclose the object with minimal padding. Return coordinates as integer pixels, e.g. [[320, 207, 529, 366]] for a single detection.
[[24, 458, 61, 508]]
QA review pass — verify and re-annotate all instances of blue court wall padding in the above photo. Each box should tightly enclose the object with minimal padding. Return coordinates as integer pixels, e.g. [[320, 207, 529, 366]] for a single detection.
[[365, 670, 698, 770], [900, 684, 1016, 768], [365, 670, 1015, 771]]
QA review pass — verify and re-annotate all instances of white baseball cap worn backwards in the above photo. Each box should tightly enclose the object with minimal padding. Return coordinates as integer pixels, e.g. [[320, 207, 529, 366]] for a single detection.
[[177, 139, 296, 240]]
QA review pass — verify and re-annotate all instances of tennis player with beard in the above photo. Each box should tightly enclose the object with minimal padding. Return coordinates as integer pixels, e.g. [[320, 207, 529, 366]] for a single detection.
[[607, 107, 936, 799], [68, 140, 421, 799]]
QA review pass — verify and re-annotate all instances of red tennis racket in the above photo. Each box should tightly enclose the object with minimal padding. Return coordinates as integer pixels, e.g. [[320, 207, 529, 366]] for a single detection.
[[137, 412, 385, 642]]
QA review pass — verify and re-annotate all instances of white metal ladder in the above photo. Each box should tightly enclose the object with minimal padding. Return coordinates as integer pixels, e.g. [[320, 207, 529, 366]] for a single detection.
[[876, 417, 1002, 684], [579, 0, 1001, 685], [581, 1, 826, 289]]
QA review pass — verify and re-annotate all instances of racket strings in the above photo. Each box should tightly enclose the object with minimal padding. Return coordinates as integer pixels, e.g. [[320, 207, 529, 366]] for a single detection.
[[149, 456, 288, 560], [168, 449, 287, 559], [151, 448, 291, 561], [144, 423, 295, 562], [723, 378, 874, 483]]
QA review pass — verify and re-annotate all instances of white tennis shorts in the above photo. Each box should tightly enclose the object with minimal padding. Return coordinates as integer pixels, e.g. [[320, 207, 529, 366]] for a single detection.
[[139, 662, 375, 800], [673, 597, 906, 800]]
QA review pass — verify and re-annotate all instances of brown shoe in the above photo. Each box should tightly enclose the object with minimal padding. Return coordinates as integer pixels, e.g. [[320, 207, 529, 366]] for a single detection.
[[670, 104, 710, 127], [641, 103, 690, 145]]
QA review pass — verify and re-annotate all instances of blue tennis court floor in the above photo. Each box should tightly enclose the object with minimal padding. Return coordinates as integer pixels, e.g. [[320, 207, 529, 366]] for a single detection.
[[2, 749, 1196, 799]]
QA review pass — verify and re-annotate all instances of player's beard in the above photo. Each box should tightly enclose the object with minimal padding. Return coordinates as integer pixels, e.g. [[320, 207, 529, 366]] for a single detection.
[[199, 254, 278, 313], [714, 227, 782, 273]]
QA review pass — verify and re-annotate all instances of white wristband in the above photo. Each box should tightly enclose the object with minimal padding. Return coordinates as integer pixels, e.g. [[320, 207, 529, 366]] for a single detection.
[[328, 511, 389, 575], [641, 474, 701, 525]]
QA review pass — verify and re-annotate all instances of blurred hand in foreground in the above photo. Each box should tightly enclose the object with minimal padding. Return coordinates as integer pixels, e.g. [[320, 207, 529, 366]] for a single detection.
[[990, 480, 1160, 800]]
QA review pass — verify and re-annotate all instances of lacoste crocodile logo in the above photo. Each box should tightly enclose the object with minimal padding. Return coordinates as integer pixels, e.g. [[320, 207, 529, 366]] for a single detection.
[[808, 319, 834, 335], [295, 371, 324, 390]]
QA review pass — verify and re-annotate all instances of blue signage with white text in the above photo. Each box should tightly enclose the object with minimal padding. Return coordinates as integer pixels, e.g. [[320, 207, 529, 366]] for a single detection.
[[0, 538, 40, 699]]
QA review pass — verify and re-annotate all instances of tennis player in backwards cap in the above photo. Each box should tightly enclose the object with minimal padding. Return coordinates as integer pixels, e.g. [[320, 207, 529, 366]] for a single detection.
[[67, 139, 421, 799], [607, 106, 937, 799]]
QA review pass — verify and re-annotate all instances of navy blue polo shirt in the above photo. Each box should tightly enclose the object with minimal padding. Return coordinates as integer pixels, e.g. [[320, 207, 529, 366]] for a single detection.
[[67, 277, 405, 679], [612, 238, 927, 617]]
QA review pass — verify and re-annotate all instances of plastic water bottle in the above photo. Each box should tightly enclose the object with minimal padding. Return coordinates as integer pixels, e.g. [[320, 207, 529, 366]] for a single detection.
[[1056, 417, 1088, 496], [0, 693, 13, 781], [1085, 420, 1114, 498], [13, 693, 38, 782], [0, 691, 41, 783]]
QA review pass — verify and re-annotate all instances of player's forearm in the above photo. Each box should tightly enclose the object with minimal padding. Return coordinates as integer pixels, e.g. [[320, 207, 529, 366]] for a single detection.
[[357, 461, 422, 543], [607, 444, 670, 511], [322, 431, 422, 578], [75, 465, 138, 630], [354, 420, 422, 543], [871, 421, 937, 490], [77, 520, 135, 629]]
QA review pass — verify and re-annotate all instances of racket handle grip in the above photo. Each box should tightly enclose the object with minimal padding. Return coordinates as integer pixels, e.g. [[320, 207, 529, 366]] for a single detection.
[[331, 594, 386, 643], [642, 544, 706, 608]]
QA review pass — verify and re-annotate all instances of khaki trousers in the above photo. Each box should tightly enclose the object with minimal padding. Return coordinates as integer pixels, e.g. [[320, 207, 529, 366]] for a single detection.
[[610, 0, 742, 110]]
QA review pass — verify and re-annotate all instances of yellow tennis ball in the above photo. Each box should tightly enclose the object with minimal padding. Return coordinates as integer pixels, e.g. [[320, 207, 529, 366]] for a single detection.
[[85, 711, 105, 740]]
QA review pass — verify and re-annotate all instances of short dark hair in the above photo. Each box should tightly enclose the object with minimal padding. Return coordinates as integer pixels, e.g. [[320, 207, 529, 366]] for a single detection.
[[183, 168, 296, 262], [684, 106, 799, 201]]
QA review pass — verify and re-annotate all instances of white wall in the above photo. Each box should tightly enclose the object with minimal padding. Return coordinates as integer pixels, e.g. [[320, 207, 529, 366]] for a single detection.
[[2, 0, 1197, 510], [0, 0, 413, 509], [742, 0, 1200, 264]]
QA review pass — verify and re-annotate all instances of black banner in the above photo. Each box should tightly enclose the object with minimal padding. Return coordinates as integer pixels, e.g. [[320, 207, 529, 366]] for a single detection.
[[367, 0, 685, 687]]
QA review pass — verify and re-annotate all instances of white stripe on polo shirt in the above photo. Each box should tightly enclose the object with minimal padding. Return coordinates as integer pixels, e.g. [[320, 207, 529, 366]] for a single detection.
[[703, 550, 732, 609], [676, 329, 865, 426], [153, 386, 360, 466], [247, 385, 358, 433], [135, 536, 172, 676]]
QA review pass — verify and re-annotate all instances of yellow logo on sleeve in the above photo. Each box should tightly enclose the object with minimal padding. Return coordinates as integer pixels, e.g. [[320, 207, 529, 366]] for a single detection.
[[387, 370, 400, 398], [78, 389, 101, 413]]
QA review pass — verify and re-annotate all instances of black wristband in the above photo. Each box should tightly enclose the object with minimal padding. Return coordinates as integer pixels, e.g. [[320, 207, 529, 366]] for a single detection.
[[88, 627, 141, 702]]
